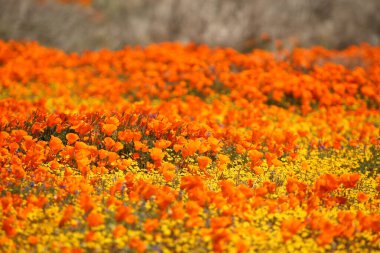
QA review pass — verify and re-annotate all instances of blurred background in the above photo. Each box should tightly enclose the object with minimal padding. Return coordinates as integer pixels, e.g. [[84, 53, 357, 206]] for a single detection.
[[1, 0, 380, 52]]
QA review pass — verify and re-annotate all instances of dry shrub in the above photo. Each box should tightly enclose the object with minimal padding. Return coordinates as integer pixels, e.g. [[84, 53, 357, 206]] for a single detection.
[[0, 0, 379, 51]]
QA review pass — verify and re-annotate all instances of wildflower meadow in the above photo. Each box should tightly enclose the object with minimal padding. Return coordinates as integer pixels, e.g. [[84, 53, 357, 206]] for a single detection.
[[0, 40, 379, 252]]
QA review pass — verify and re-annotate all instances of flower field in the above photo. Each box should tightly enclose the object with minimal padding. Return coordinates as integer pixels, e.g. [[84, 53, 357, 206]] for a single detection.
[[0, 40, 379, 253]]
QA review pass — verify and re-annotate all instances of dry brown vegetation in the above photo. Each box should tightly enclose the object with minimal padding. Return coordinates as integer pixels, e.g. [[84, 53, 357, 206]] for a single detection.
[[1, 0, 379, 51]]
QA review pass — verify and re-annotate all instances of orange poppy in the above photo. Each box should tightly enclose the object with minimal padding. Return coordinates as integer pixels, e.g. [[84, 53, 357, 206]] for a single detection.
[[115, 205, 136, 224], [281, 218, 305, 241], [358, 192, 369, 203], [27, 235, 39, 245], [66, 133, 79, 145], [265, 152, 282, 167], [198, 155, 212, 170], [171, 202, 186, 220], [49, 136, 64, 154], [86, 211, 104, 228], [155, 139, 171, 149], [160, 162, 176, 182], [59, 205, 75, 227], [118, 130, 134, 142], [113, 225, 127, 238], [134, 141, 148, 152], [144, 218, 159, 233], [182, 140, 200, 158], [181, 175, 204, 191], [129, 237, 146, 253], [248, 149, 263, 167], [85, 231, 97, 242], [101, 124, 117, 136], [79, 193, 95, 213], [105, 116, 120, 127], [103, 137, 115, 150], [185, 216, 204, 229], [316, 232, 335, 246], [150, 147, 165, 162], [315, 174, 340, 195], [340, 173, 361, 188], [112, 141, 124, 152], [211, 216, 231, 229], [2, 216, 17, 237]]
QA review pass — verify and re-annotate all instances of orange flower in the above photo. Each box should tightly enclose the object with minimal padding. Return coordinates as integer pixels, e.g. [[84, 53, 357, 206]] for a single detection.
[[79, 193, 95, 213], [150, 148, 165, 162], [27, 235, 39, 245], [155, 139, 171, 149], [315, 174, 340, 194], [59, 205, 75, 227], [340, 173, 361, 188], [115, 206, 136, 224], [286, 178, 300, 194], [113, 225, 127, 238], [358, 192, 369, 203], [85, 231, 97, 242], [217, 154, 230, 165], [173, 144, 182, 152], [66, 133, 79, 145], [103, 137, 115, 150], [186, 200, 202, 217], [197, 155, 212, 170], [252, 166, 264, 175], [2, 216, 17, 237], [49, 136, 64, 154], [144, 218, 159, 233], [86, 212, 104, 228], [220, 180, 236, 200], [105, 116, 120, 127], [8, 142, 19, 155], [50, 160, 60, 170], [171, 202, 185, 220], [155, 187, 176, 210], [71, 248, 84, 253], [317, 232, 334, 246], [129, 237, 146, 253], [265, 152, 282, 167], [248, 149, 263, 166], [102, 124, 117, 136], [57, 0, 93, 6], [160, 162, 176, 182], [211, 216, 231, 229], [118, 130, 134, 142], [134, 141, 148, 152], [182, 140, 200, 158], [11, 129, 28, 142], [98, 149, 109, 160], [185, 216, 204, 229], [112, 141, 124, 152], [181, 175, 204, 191], [281, 218, 305, 241]]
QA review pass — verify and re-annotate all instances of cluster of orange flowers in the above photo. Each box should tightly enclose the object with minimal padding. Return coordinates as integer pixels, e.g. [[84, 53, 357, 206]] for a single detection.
[[42, 0, 92, 6], [0, 40, 379, 252], [61, 0, 92, 5]]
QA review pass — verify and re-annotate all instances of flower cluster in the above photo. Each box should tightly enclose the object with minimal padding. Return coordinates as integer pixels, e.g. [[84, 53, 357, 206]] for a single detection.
[[55, 0, 92, 6], [0, 40, 379, 252]]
